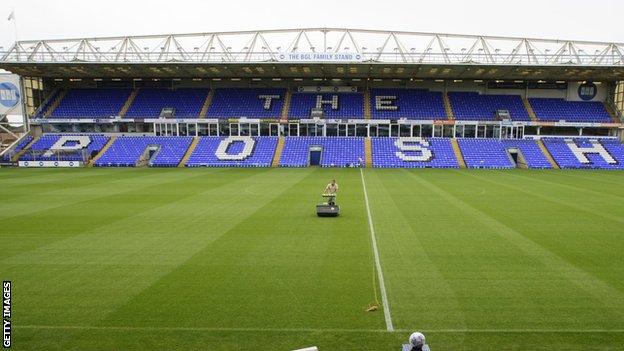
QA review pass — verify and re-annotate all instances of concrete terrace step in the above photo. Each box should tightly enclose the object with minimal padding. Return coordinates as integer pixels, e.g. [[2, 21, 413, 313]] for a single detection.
[[536, 139, 560, 169], [178, 136, 201, 167], [88, 136, 117, 167], [451, 138, 466, 168], [272, 136, 285, 167]]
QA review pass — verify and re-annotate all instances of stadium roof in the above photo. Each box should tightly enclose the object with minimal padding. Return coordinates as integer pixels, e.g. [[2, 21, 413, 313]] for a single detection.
[[1, 28, 624, 80]]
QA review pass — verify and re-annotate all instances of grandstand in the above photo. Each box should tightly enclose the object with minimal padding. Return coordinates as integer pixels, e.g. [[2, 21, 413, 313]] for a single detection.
[[2, 28, 624, 350], [3, 78, 624, 169], [1, 28, 623, 169]]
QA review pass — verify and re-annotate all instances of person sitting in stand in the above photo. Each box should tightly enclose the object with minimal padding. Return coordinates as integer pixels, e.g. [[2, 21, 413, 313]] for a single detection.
[[323, 179, 339, 205]]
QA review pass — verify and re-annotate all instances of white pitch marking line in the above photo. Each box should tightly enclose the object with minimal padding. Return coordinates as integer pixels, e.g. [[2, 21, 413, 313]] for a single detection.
[[359, 168, 394, 332], [15, 325, 389, 333], [15, 325, 624, 333]]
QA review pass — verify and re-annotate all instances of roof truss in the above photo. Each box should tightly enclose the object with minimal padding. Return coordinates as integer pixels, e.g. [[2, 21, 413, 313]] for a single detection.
[[1, 28, 623, 67]]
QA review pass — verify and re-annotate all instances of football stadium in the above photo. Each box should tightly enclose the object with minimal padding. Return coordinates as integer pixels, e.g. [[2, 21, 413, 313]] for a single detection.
[[1, 25, 624, 350]]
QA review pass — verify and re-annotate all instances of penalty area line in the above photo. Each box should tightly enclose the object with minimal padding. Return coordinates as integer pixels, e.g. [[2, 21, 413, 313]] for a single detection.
[[359, 168, 394, 332]]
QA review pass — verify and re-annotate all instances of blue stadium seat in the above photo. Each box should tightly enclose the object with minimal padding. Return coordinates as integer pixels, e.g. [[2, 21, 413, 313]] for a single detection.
[[371, 137, 459, 168], [289, 92, 363, 119], [448, 92, 530, 121], [529, 98, 612, 123], [542, 138, 624, 169], [207, 88, 286, 119], [501, 139, 552, 169], [457, 138, 515, 169], [51, 89, 131, 118], [186, 137, 277, 167], [280, 137, 365, 167], [2, 135, 33, 161], [95, 136, 193, 167], [125, 88, 209, 118], [19, 134, 109, 161], [23, 134, 624, 170], [371, 89, 446, 120], [34, 90, 61, 118]]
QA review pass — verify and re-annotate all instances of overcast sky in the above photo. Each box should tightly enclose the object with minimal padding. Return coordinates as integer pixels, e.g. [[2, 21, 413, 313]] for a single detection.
[[1, 0, 623, 50]]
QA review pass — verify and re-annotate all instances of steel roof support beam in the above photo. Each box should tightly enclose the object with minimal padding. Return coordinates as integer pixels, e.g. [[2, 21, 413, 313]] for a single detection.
[[1, 28, 623, 67]]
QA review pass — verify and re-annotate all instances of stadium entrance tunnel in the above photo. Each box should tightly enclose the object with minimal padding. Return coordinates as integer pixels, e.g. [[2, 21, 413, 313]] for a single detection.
[[309, 146, 322, 166], [138, 145, 161, 167], [506, 147, 528, 169]]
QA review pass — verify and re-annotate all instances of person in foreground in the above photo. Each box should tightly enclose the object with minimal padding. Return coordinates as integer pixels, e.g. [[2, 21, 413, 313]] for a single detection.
[[323, 179, 339, 205], [406, 332, 430, 351]]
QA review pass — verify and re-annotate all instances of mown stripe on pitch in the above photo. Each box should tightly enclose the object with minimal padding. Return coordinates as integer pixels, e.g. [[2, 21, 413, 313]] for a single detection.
[[406, 171, 624, 319], [362, 169, 467, 331], [85, 168, 317, 325], [360, 168, 394, 331], [0, 168, 237, 221], [463, 170, 624, 226], [502, 170, 624, 202]]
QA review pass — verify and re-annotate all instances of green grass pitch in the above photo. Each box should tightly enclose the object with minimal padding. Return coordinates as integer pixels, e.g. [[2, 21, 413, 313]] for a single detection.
[[2, 168, 624, 350]]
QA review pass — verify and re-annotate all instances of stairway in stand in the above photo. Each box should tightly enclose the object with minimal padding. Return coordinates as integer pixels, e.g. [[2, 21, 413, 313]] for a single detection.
[[443, 92, 454, 120], [88, 136, 117, 167], [272, 137, 285, 167], [364, 88, 372, 119], [119, 89, 140, 118], [451, 138, 466, 168], [537, 139, 560, 169], [11, 135, 39, 161], [178, 136, 201, 167], [364, 137, 373, 168], [603, 102, 621, 123], [280, 88, 292, 122], [199, 90, 214, 118], [44, 90, 67, 118], [523, 98, 538, 122]]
